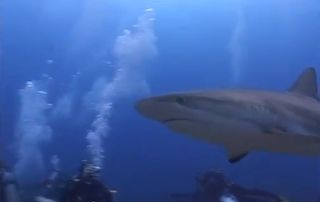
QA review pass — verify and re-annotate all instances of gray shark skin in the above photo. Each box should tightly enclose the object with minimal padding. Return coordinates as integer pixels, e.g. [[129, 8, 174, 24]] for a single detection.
[[135, 67, 320, 163]]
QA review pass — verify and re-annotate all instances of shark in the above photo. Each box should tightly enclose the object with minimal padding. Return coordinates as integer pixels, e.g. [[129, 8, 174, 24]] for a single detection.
[[135, 67, 320, 163]]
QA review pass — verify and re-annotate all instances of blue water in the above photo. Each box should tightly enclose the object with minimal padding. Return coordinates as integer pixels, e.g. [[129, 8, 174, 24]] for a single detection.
[[1, 0, 320, 201]]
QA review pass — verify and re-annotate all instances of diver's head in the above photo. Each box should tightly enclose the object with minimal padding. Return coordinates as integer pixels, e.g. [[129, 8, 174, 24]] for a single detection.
[[197, 170, 230, 192], [79, 160, 101, 179]]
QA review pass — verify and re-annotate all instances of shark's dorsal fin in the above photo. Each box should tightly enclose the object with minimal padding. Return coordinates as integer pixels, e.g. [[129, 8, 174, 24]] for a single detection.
[[289, 67, 318, 98]]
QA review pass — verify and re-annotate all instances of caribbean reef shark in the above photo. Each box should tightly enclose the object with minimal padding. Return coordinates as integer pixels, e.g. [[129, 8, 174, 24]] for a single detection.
[[135, 67, 320, 163]]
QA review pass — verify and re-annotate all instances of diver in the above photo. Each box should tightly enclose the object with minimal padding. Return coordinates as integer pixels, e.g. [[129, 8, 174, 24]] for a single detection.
[[60, 160, 113, 202], [0, 160, 21, 202], [194, 170, 287, 202], [193, 170, 230, 202], [172, 170, 289, 202], [171, 171, 233, 202]]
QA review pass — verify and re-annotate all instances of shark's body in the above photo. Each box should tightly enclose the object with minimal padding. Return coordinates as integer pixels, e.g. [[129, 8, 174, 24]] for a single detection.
[[135, 68, 320, 163]]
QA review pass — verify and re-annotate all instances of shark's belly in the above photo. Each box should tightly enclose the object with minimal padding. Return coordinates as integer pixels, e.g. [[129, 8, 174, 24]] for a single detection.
[[166, 115, 262, 146], [165, 116, 320, 156]]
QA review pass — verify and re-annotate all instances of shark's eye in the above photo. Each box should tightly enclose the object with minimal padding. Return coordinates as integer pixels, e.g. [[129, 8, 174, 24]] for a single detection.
[[176, 97, 185, 104]]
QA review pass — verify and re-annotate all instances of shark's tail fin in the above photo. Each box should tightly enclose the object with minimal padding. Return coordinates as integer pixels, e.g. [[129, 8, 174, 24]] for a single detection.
[[289, 67, 318, 99]]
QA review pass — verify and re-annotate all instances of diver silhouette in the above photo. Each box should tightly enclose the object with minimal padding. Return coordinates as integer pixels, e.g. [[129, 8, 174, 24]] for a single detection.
[[60, 160, 113, 202]]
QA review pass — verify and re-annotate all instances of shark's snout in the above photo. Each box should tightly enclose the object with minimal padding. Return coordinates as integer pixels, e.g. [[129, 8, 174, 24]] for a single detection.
[[135, 98, 166, 120], [135, 98, 157, 119], [135, 97, 182, 122]]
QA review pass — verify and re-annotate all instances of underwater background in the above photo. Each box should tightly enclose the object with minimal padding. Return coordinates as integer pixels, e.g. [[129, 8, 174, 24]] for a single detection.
[[1, 0, 320, 201]]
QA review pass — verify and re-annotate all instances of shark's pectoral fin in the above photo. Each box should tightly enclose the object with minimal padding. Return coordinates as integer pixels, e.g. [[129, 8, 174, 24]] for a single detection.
[[225, 145, 249, 163], [228, 152, 248, 163]]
